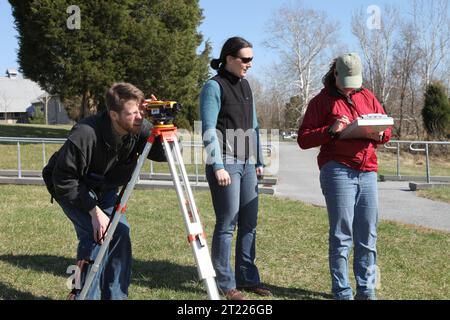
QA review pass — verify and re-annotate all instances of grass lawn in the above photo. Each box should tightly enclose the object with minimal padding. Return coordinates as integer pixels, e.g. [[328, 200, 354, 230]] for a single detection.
[[0, 123, 72, 138], [0, 185, 448, 300], [377, 150, 450, 177], [0, 123, 203, 175], [417, 186, 450, 204], [0, 142, 202, 175], [1, 123, 449, 178]]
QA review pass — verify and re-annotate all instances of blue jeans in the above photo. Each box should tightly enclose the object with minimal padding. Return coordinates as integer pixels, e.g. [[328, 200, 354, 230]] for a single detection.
[[206, 159, 261, 293], [57, 189, 132, 300], [320, 161, 378, 300]]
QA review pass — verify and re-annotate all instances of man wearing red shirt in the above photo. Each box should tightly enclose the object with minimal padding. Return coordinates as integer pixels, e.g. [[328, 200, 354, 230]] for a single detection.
[[298, 53, 391, 300]]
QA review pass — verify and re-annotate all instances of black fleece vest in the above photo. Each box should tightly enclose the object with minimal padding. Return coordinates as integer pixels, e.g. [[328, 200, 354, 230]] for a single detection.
[[211, 69, 254, 160]]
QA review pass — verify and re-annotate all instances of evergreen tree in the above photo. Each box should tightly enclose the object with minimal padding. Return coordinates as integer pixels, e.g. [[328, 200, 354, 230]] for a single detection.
[[9, 0, 210, 128], [422, 82, 450, 139], [29, 106, 45, 124], [284, 95, 302, 130]]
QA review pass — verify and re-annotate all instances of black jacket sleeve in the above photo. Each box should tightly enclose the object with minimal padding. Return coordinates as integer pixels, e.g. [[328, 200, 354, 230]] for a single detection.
[[52, 136, 98, 213]]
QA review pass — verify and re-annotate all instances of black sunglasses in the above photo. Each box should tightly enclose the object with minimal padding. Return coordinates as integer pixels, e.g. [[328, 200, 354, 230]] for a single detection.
[[234, 56, 253, 63]]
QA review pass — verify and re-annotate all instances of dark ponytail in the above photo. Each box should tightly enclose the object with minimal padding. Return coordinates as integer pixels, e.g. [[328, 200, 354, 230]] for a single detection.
[[210, 36, 252, 70], [210, 58, 222, 70], [322, 59, 337, 89]]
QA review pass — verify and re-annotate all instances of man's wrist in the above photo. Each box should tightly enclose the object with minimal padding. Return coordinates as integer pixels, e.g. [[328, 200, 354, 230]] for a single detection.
[[89, 206, 100, 217]]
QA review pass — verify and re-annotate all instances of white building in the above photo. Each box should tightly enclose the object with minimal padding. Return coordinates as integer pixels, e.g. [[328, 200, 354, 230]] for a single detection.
[[0, 68, 71, 124]]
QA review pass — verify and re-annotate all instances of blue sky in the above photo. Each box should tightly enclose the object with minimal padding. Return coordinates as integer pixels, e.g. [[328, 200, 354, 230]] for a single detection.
[[198, 0, 413, 76], [0, 0, 424, 78], [0, 1, 18, 74]]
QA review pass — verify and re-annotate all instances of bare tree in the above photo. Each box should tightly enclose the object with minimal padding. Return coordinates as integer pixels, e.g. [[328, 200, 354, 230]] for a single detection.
[[390, 22, 422, 138], [263, 1, 339, 119], [269, 78, 288, 129], [405, 0, 450, 139], [351, 4, 399, 108], [351, 1, 449, 139], [249, 65, 294, 130], [247, 75, 270, 129], [411, 0, 450, 88]]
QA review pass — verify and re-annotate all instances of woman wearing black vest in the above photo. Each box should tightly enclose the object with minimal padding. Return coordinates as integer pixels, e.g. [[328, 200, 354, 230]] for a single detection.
[[200, 37, 271, 300]]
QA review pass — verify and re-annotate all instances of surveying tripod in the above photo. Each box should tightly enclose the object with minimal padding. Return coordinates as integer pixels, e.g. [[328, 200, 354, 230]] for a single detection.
[[78, 124, 220, 300]]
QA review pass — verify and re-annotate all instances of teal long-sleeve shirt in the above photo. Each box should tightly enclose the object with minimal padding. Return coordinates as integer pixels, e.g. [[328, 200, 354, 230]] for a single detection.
[[200, 79, 264, 171]]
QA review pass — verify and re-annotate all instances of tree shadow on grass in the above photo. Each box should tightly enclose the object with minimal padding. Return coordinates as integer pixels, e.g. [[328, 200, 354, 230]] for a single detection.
[[0, 254, 332, 300], [0, 254, 203, 299], [0, 281, 51, 300], [0, 254, 73, 278], [131, 259, 204, 295]]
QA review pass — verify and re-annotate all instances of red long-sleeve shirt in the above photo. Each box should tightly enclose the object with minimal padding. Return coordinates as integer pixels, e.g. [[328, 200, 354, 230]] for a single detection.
[[297, 86, 392, 172]]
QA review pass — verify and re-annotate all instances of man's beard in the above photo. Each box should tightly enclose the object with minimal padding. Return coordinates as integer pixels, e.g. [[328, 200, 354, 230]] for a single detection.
[[117, 119, 141, 135]]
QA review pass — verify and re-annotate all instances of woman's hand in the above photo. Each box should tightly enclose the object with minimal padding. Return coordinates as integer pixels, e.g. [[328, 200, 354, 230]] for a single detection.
[[256, 166, 264, 177], [215, 169, 231, 187], [330, 115, 351, 134]]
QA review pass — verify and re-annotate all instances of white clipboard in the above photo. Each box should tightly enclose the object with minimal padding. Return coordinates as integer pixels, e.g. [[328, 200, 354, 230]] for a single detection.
[[339, 114, 394, 139]]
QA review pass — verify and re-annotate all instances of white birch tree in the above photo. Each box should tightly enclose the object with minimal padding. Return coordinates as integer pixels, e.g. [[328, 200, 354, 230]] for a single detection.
[[263, 1, 339, 119]]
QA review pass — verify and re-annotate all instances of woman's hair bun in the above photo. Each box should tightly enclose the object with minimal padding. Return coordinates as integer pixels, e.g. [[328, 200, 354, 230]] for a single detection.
[[210, 58, 221, 70]]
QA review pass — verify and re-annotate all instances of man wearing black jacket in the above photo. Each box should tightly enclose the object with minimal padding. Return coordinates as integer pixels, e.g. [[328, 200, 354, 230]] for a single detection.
[[43, 82, 165, 299]]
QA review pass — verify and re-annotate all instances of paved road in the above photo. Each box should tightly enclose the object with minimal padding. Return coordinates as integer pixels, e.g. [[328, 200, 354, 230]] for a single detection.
[[274, 141, 450, 233]]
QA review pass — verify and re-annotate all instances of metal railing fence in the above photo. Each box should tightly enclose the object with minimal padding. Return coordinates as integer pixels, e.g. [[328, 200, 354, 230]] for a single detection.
[[0, 137, 274, 182], [384, 140, 450, 183]]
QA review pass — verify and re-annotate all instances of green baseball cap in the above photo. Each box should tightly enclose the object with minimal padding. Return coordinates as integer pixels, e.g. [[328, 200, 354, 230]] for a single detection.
[[336, 53, 362, 88]]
